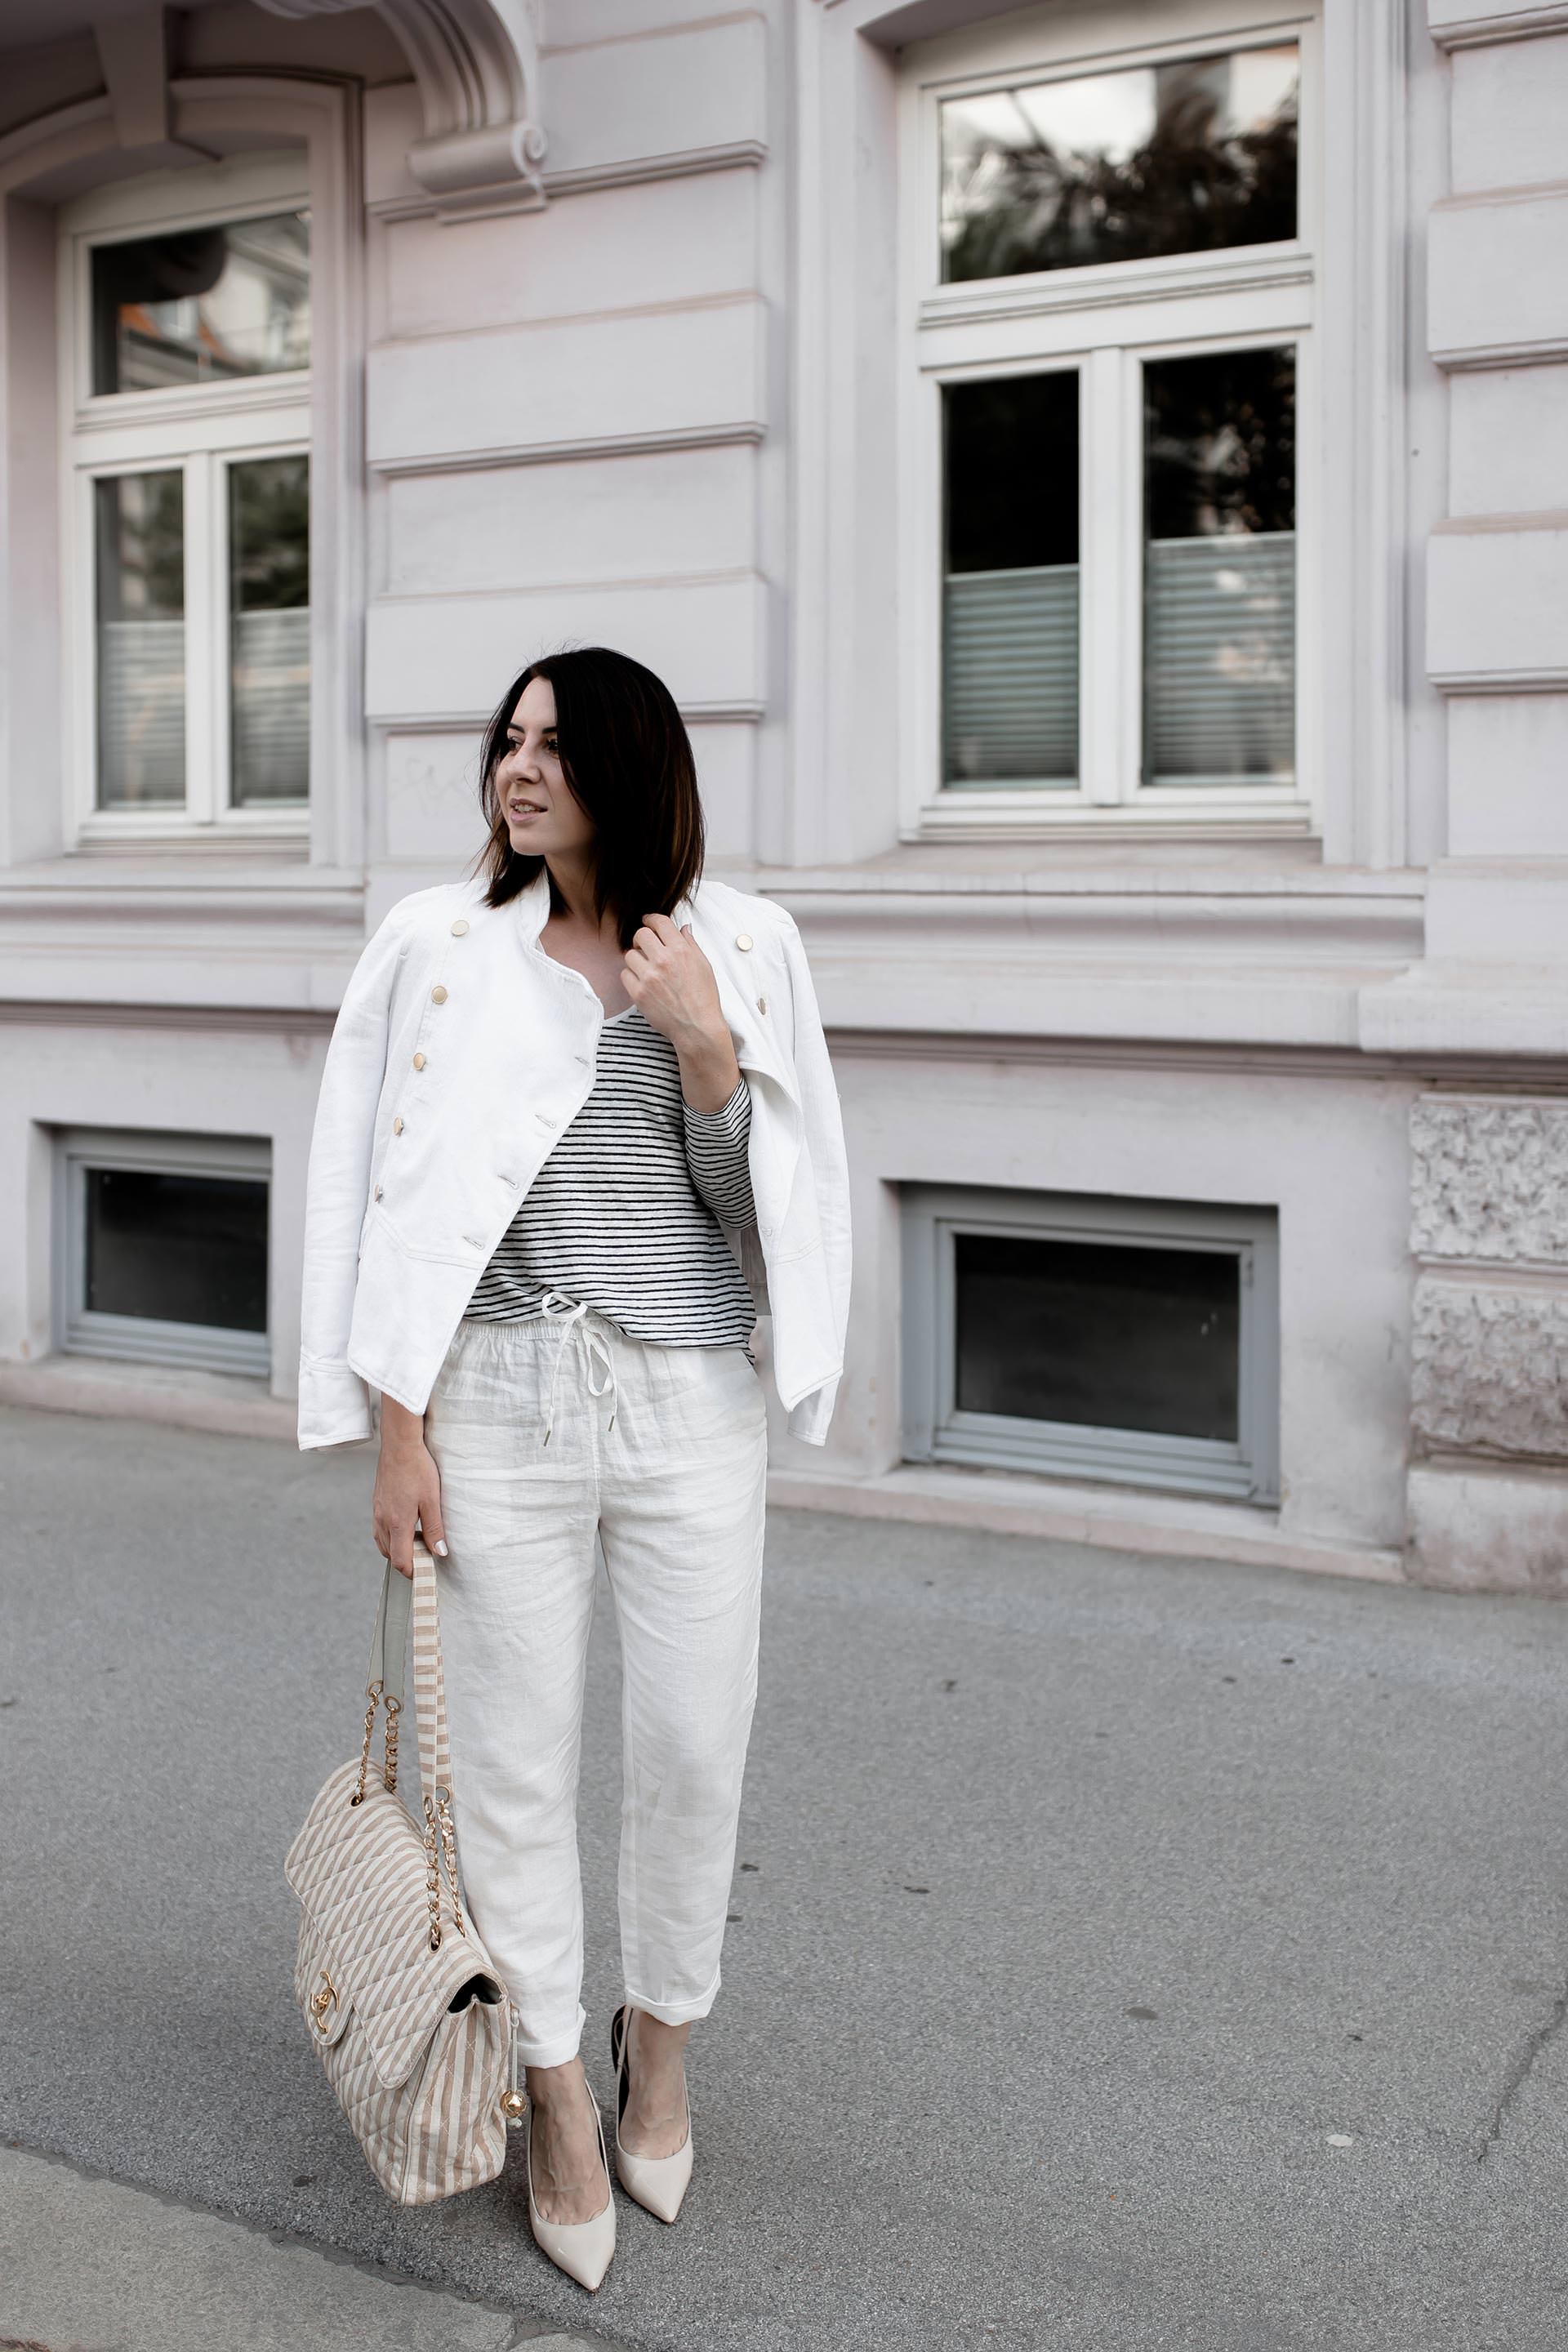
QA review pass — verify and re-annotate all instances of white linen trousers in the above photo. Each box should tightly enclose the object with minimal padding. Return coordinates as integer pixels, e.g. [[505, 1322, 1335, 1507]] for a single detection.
[[423, 1302, 768, 2069]]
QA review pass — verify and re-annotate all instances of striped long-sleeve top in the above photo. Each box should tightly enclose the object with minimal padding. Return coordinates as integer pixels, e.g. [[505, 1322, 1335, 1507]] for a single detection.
[[463, 1004, 759, 1346]]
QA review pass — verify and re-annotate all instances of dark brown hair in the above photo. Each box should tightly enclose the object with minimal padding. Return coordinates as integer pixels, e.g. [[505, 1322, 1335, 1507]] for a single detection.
[[476, 647, 704, 948]]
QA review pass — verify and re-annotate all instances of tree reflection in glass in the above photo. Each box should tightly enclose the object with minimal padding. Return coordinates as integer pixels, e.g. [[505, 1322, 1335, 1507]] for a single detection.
[[941, 45, 1297, 283], [229, 455, 310, 804]]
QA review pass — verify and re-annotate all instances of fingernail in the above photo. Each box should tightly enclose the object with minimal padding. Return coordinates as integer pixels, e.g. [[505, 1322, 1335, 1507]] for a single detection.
[[435, 1540, 448, 1557]]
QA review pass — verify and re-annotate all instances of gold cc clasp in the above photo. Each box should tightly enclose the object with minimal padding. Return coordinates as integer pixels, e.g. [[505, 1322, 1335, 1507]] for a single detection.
[[309, 1968, 340, 2034]]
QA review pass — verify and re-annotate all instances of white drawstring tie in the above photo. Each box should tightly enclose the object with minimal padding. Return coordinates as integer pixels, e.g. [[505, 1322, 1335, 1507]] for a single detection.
[[537, 1291, 617, 1449]]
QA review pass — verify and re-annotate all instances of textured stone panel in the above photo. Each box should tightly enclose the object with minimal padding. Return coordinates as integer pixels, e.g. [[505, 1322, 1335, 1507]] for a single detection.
[[1411, 1277, 1568, 1459], [1411, 1098, 1568, 1264]]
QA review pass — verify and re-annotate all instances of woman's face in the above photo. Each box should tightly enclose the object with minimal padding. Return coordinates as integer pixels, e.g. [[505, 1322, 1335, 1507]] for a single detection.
[[495, 675, 595, 865]]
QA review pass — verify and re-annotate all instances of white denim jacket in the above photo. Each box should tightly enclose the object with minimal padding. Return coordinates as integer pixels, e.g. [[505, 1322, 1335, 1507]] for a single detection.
[[297, 869, 851, 1452]]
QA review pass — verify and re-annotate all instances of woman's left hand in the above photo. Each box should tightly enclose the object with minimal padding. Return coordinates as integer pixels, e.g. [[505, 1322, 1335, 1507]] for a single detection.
[[623, 914, 741, 1111]]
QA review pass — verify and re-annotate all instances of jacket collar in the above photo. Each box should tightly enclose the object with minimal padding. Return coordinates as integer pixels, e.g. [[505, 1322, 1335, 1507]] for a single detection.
[[496, 869, 799, 1111]]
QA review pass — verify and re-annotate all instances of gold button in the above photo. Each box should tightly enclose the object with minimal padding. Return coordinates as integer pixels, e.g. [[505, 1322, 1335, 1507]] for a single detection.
[[735, 932, 753, 951], [450, 918, 469, 937], [431, 984, 448, 1004], [373, 1184, 384, 1201], [757, 996, 767, 1014], [412, 1053, 425, 1071], [393, 1116, 404, 1134]]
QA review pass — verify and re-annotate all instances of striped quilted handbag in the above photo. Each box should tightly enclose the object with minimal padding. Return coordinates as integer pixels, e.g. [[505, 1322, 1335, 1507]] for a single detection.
[[285, 1540, 519, 2203]]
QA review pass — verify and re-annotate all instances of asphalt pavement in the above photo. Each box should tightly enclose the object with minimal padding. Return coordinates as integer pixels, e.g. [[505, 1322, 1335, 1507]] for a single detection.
[[2, 1401, 1568, 2352]]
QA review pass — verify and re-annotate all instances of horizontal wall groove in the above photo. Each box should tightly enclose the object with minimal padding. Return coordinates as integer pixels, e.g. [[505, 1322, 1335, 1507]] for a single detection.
[[370, 699, 764, 729], [540, 11, 764, 60], [369, 567, 760, 607], [820, 1027, 1568, 1085], [1430, 4, 1568, 47], [1428, 666, 1568, 692], [1414, 1258, 1568, 1286], [367, 423, 764, 478], [0, 1000, 338, 1034]]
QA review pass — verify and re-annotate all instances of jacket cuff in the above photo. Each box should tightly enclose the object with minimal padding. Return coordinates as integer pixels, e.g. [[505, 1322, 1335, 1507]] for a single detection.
[[786, 1377, 840, 1447], [297, 1356, 374, 1453]]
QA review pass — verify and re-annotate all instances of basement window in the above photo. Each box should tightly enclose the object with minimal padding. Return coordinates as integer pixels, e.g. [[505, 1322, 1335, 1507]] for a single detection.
[[57, 1129, 270, 1378], [902, 1186, 1279, 1501]]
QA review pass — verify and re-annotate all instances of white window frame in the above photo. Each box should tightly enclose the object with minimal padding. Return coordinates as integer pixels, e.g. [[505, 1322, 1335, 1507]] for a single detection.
[[55, 1126, 272, 1379], [898, 2, 1321, 842], [59, 151, 311, 844], [902, 1184, 1281, 1503]]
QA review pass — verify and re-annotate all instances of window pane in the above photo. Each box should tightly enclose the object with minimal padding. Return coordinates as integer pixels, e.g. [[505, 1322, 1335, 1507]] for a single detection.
[[941, 45, 1298, 283], [84, 1168, 268, 1333], [1143, 347, 1295, 786], [953, 1231, 1239, 1441], [229, 455, 310, 804], [95, 471, 185, 808], [91, 212, 310, 395], [943, 374, 1078, 786]]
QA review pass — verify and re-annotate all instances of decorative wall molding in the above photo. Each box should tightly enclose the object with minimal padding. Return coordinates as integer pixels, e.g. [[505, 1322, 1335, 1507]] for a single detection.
[[1411, 1096, 1568, 1263], [1428, 2, 1568, 51], [1411, 1274, 1568, 1459], [537, 140, 767, 203], [254, 0, 547, 214], [365, 421, 765, 479], [917, 248, 1314, 334], [0, 1000, 338, 1035]]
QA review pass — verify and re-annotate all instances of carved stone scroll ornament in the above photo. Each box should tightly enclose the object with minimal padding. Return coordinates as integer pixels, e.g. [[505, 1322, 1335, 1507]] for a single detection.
[[252, 0, 547, 211]]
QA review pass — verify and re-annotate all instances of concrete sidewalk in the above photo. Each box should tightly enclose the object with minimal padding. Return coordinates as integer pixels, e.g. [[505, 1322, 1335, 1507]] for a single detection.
[[0, 2144, 610, 2352], [3, 1401, 1568, 2351]]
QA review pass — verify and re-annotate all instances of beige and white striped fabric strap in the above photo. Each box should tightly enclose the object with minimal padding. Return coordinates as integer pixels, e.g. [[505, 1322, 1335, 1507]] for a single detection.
[[409, 1539, 453, 1799]]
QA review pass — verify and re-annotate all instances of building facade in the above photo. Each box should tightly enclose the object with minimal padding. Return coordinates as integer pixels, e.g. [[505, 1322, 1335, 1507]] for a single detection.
[[0, 0, 1564, 1588]]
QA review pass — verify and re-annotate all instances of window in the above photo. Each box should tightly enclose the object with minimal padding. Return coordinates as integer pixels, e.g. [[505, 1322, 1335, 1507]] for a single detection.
[[56, 1129, 271, 1378], [62, 158, 312, 837], [902, 1187, 1280, 1501], [903, 11, 1314, 837]]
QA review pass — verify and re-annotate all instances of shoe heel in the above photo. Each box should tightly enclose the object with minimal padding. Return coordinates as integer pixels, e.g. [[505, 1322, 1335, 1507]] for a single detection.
[[611, 2003, 693, 2226]]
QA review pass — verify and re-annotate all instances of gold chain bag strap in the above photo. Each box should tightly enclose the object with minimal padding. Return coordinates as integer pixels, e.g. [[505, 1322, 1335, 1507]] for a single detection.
[[284, 1539, 514, 2204]]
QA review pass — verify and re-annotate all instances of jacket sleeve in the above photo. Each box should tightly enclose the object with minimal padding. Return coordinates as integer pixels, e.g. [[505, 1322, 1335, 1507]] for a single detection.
[[778, 912, 852, 1446], [297, 902, 412, 1450]]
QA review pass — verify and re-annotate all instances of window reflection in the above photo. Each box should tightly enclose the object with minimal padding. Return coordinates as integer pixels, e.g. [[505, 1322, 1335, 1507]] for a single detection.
[[91, 212, 310, 394], [85, 1167, 269, 1332], [229, 455, 310, 804], [95, 470, 185, 807], [1143, 347, 1295, 786], [941, 45, 1297, 283], [943, 373, 1079, 786], [954, 1230, 1241, 1441]]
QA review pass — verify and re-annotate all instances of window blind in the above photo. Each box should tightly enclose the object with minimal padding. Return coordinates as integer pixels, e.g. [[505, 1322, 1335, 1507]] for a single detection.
[[942, 563, 1079, 786], [1143, 530, 1294, 783]]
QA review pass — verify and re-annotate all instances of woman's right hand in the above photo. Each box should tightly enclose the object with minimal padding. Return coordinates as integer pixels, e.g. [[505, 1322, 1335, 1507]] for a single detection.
[[373, 1396, 448, 1579]]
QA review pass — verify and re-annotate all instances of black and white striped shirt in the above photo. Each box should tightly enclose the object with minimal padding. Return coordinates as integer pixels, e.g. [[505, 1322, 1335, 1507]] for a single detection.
[[464, 1005, 759, 1346]]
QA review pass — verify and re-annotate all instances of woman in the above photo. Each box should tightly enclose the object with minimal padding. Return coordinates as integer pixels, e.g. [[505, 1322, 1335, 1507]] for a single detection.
[[297, 646, 850, 2291]]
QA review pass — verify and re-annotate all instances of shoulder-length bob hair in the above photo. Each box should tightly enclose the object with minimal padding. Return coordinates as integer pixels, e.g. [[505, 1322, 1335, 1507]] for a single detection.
[[476, 646, 704, 948]]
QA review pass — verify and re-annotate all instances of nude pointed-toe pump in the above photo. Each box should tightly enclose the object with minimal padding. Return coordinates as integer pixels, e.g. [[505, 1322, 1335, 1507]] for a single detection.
[[526, 2088, 617, 2292], [611, 2004, 693, 2225]]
